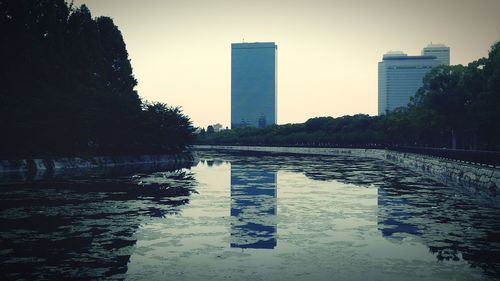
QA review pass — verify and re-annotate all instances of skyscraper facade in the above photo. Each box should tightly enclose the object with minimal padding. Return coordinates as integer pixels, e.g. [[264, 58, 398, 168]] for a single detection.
[[378, 50, 443, 115], [422, 43, 450, 65], [231, 42, 277, 128]]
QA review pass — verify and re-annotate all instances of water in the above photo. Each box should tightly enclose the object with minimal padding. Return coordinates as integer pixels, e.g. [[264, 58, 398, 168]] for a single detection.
[[1, 150, 499, 280]]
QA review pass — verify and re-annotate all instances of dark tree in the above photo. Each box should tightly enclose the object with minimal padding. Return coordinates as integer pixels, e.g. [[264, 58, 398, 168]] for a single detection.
[[0, 1, 194, 158], [139, 102, 194, 153]]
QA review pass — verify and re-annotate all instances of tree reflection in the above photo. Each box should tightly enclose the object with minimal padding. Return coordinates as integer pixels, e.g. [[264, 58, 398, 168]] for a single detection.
[[376, 177, 500, 278], [0, 168, 197, 280], [283, 153, 500, 279]]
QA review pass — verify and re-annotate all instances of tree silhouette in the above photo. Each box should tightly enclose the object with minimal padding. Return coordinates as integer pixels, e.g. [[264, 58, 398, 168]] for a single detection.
[[0, 1, 193, 158]]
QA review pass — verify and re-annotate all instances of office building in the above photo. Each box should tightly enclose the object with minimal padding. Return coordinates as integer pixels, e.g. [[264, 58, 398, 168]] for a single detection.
[[422, 43, 450, 65], [231, 42, 277, 128], [378, 51, 441, 115]]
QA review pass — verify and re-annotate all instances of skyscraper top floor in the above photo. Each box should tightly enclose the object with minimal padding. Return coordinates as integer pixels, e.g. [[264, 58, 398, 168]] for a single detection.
[[232, 42, 277, 49]]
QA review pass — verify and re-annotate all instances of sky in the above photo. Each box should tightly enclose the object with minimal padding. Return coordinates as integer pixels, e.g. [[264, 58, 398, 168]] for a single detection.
[[73, 0, 500, 128]]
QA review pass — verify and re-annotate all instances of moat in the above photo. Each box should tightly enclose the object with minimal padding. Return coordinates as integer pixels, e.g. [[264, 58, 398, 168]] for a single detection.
[[1, 150, 499, 280]]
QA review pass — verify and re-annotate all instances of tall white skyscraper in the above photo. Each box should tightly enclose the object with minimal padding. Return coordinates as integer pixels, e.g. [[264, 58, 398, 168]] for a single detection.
[[231, 42, 277, 128], [378, 51, 441, 115], [422, 43, 450, 65]]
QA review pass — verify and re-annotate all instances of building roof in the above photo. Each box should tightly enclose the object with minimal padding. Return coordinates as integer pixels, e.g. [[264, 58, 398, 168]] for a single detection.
[[423, 43, 449, 49], [383, 51, 407, 59], [232, 42, 276, 49], [383, 55, 437, 61]]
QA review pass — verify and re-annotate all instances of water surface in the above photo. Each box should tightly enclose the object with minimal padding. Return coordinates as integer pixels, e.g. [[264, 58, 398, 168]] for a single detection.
[[1, 150, 499, 280]]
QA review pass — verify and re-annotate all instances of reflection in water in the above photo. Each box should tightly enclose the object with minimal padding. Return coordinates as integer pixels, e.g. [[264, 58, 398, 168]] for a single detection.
[[289, 152, 500, 278], [0, 159, 193, 183], [0, 169, 197, 280], [377, 177, 500, 278], [230, 164, 277, 249], [377, 188, 420, 238], [214, 151, 500, 279], [2, 150, 500, 280], [203, 159, 226, 167]]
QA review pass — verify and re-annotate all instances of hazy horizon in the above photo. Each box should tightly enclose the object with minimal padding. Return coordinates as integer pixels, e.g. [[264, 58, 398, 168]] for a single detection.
[[73, 0, 500, 128]]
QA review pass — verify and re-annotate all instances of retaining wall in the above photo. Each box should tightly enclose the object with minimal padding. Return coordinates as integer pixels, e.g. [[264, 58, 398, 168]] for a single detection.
[[0, 153, 194, 174], [193, 145, 499, 190]]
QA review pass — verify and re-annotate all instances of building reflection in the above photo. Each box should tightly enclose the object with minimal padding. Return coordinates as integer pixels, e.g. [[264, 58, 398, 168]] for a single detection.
[[230, 164, 277, 249], [377, 187, 420, 239], [377, 181, 500, 278]]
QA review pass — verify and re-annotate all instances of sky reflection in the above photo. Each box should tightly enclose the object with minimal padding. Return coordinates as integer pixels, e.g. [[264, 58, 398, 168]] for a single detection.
[[1, 151, 499, 280]]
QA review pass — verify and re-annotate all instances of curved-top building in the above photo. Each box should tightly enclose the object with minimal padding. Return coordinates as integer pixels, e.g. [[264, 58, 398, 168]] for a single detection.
[[378, 44, 450, 115]]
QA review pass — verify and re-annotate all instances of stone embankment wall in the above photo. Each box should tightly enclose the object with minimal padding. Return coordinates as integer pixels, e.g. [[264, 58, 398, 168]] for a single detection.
[[193, 145, 499, 190], [0, 153, 195, 181]]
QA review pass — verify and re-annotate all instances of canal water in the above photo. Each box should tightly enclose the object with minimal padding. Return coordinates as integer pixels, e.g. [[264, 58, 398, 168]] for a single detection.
[[0, 150, 499, 280]]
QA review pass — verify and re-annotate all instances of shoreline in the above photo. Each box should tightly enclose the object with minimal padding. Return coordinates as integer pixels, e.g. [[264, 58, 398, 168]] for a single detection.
[[193, 145, 500, 191], [0, 152, 196, 182]]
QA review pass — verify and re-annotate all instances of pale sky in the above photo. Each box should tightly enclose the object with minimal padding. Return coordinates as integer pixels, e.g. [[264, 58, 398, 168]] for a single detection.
[[74, 0, 500, 128]]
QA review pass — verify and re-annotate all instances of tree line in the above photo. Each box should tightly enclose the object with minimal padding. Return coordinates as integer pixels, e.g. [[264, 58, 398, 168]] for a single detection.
[[197, 40, 500, 151], [0, 0, 194, 158]]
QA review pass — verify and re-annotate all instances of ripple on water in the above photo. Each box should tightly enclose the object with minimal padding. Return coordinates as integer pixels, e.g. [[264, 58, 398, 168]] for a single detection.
[[1, 151, 499, 280]]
